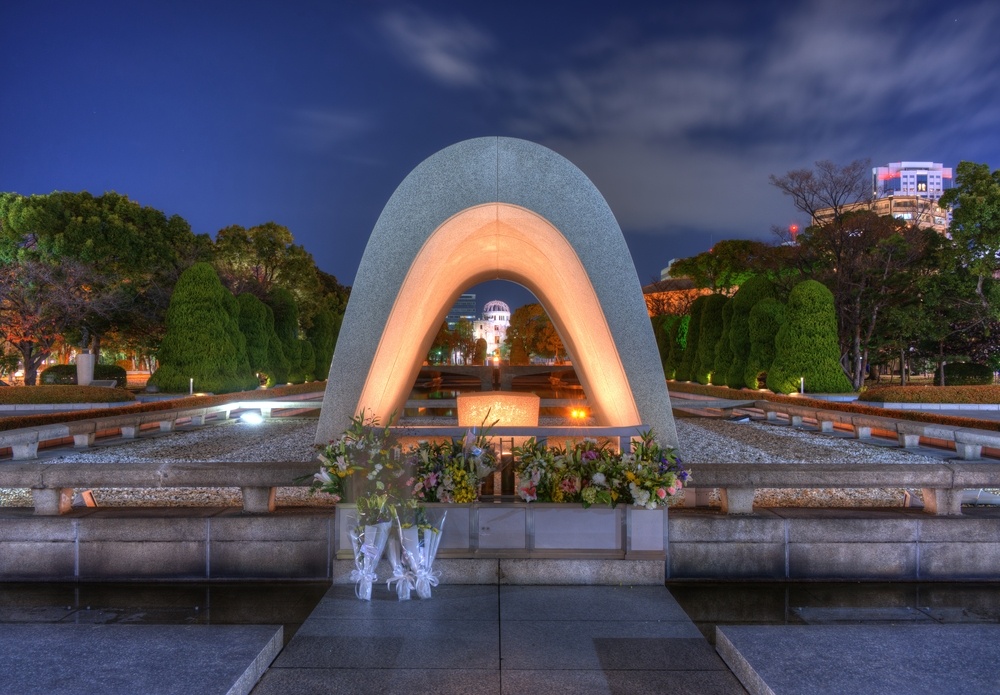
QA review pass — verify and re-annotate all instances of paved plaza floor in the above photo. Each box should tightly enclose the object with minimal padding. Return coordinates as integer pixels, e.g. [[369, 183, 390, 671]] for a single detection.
[[6, 582, 1000, 693]]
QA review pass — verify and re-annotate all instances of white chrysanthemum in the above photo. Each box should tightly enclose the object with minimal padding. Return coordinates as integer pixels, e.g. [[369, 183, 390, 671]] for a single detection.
[[591, 472, 607, 486]]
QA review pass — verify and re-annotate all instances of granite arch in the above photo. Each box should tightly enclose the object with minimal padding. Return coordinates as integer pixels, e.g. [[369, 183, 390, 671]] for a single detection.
[[316, 137, 677, 447]]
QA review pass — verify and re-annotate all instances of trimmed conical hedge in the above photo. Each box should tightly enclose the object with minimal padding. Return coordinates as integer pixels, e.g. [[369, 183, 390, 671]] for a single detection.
[[148, 263, 258, 394], [727, 275, 777, 388], [746, 298, 785, 389], [767, 280, 853, 394], [695, 294, 728, 385], [713, 299, 735, 386], [676, 296, 708, 381]]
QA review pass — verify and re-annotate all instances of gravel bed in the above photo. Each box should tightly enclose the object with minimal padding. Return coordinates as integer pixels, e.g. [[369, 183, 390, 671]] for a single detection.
[[0, 415, 945, 510]]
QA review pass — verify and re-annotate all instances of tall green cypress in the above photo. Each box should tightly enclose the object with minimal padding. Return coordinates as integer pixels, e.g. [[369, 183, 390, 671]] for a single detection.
[[713, 299, 735, 386], [695, 294, 728, 385], [269, 287, 304, 384], [676, 296, 708, 381], [727, 276, 777, 388], [664, 315, 688, 380], [148, 262, 257, 393], [307, 309, 336, 381], [767, 280, 853, 394], [746, 298, 785, 389]]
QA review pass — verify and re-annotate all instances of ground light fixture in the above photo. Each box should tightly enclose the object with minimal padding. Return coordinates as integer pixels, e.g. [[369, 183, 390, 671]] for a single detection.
[[239, 411, 265, 426]]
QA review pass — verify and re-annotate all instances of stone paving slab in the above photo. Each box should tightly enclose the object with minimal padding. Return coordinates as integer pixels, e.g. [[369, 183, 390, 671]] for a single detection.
[[716, 624, 1000, 695], [0, 624, 282, 695], [255, 584, 746, 695]]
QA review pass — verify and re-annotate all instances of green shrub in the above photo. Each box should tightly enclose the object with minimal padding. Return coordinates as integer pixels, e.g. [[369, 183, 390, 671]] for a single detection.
[[695, 294, 727, 385], [40, 364, 128, 387], [860, 384, 1000, 403], [147, 263, 259, 394], [933, 363, 995, 386], [767, 280, 853, 394], [293, 339, 316, 383], [676, 296, 708, 381], [746, 298, 784, 389], [713, 299, 735, 386], [727, 276, 777, 388], [308, 309, 337, 381], [269, 287, 304, 384], [664, 315, 688, 380], [0, 385, 135, 405]]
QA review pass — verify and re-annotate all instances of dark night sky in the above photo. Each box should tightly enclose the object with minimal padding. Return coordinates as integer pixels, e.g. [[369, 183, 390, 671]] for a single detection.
[[4, 1, 999, 313]]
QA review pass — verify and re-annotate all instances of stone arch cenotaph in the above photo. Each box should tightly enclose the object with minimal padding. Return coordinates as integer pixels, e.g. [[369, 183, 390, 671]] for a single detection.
[[316, 136, 678, 448]]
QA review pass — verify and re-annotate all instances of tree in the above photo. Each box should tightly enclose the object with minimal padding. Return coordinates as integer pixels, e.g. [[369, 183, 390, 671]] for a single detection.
[[798, 210, 936, 389], [236, 292, 289, 386], [0, 191, 209, 360], [746, 298, 785, 389], [676, 295, 708, 381], [695, 294, 728, 384], [427, 321, 453, 365], [668, 239, 772, 293], [767, 280, 853, 394], [147, 263, 257, 393], [769, 159, 872, 223], [727, 275, 778, 388], [504, 304, 565, 363], [269, 287, 304, 384], [453, 318, 477, 365], [307, 309, 337, 381], [939, 161, 1000, 317], [664, 315, 689, 380], [713, 299, 735, 386]]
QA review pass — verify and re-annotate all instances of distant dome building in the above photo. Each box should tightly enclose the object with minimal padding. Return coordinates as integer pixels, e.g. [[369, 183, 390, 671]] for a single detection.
[[473, 300, 511, 356]]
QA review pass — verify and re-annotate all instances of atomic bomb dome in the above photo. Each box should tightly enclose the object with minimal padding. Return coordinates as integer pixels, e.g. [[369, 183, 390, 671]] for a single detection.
[[474, 300, 511, 357]]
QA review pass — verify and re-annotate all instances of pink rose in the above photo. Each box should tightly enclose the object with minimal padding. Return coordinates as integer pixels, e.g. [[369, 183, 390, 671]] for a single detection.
[[656, 488, 667, 499], [667, 487, 677, 496]]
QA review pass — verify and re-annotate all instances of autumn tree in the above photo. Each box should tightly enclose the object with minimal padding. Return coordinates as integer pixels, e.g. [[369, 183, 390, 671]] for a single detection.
[[504, 304, 566, 364]]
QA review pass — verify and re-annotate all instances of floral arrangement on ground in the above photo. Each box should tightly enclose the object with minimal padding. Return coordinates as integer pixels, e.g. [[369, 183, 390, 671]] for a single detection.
[[513, 431, 689, 509]]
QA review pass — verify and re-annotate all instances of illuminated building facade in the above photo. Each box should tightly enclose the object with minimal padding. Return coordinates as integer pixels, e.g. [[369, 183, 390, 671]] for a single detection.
[[473, 300, 510, 352], [812, 161, 953, 234]]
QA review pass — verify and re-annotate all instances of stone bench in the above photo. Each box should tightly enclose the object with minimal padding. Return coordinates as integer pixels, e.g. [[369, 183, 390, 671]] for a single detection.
[[757, 401, 819, 427], [685, 461, 996, 516], [753, 400, 1000, 459], [0, 460, 318, 515]]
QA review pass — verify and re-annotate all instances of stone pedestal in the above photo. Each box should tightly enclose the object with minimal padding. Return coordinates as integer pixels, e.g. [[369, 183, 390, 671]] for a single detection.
[[76, 353, 96, 386]]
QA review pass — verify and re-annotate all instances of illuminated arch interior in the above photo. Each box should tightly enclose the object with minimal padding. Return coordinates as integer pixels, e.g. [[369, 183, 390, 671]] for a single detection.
[[356, 203, 641, 427]]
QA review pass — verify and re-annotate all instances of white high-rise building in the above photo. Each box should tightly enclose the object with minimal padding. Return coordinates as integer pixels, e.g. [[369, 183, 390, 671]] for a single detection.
[[873, 162, 953, 200], [473, 300, 510, 356]]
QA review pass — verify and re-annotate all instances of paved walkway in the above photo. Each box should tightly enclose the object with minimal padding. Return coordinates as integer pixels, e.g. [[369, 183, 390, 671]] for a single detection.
[[251, 584, 747, 695]]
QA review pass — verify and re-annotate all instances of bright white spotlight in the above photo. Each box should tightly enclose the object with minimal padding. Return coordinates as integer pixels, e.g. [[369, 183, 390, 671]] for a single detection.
[[239, 411, 264, 425]]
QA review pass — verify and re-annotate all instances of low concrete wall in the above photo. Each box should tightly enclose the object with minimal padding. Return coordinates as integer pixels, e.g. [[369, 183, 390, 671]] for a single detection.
[[0, 508, 335, 581], [4, 506, 1000, 582], [668, 507, 1000, 581]]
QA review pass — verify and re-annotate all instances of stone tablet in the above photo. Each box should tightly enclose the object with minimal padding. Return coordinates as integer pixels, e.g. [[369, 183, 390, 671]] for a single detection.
[[317, 136, 677, 448]]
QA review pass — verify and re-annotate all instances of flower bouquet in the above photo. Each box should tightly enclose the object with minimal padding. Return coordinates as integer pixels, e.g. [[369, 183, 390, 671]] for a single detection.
[[395, 503, 447, 600], [348, 493, 394, 601], [513, 431, 689, 509], [406, 428, 498, 503], [313, 410, 404, 503]]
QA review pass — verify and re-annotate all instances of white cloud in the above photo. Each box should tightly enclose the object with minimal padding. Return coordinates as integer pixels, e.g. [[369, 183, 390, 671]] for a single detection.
[[377, 7, 493, 87], [284, 109, 370, 153]]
